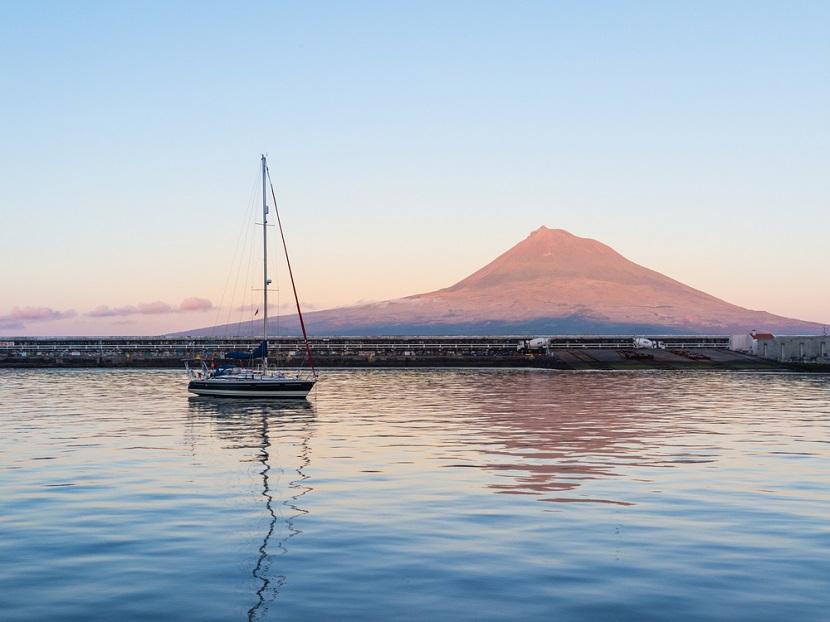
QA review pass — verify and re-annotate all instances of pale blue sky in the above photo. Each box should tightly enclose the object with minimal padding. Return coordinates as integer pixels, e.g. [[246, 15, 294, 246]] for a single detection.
[[1, 1, 828, 334]]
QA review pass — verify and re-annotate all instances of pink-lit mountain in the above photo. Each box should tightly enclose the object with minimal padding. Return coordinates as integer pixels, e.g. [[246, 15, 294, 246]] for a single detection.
[[176, 227, 822, 336]]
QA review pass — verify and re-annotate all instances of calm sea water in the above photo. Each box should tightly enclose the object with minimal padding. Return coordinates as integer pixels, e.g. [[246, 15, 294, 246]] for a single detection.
[[1, 369, 829, 621]]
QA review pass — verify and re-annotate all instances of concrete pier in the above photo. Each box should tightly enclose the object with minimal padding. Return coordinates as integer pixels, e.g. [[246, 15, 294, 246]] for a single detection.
[[1, 335, 820, 371]]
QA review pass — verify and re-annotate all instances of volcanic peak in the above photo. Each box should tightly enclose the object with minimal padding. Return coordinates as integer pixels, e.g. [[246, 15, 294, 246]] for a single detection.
[[175, 224, 823, 336], [444, 225, 651, 292]]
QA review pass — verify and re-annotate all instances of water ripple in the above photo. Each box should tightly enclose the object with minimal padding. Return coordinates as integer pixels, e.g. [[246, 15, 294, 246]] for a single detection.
[[0, 368, 828, 621]]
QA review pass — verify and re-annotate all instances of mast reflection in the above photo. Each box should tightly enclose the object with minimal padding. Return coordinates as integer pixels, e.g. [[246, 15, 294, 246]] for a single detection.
[[187, 398, 315, 620]]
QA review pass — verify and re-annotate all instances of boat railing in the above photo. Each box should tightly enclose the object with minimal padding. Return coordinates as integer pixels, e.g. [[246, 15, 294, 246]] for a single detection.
[[184, 359, 316, 382], [262, 364, 317, 381], [184, 360, 211, 381]]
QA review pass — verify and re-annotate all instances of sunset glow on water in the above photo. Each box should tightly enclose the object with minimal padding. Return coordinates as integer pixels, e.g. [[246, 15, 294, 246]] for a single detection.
[[1, 369, 829, 620]]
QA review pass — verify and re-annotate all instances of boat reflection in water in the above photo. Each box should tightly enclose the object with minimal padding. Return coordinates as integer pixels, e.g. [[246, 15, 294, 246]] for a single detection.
[[186, 397, 315, 621]]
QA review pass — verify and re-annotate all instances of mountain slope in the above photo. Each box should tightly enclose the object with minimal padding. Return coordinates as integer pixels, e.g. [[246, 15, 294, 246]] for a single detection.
[[174, 226, 822, 336]]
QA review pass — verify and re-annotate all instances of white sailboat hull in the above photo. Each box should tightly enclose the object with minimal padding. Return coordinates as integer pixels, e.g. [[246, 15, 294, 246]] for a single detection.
[[189, 388, 312, 398], [188, 377, 315, 398]]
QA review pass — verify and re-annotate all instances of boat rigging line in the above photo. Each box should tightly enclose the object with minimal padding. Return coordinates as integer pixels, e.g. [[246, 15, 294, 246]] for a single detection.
[[265, 164, 316, 377]]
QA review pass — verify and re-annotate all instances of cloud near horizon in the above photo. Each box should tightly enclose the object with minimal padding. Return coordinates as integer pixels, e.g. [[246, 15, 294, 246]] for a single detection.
[[179, 297, 213, 312], [87, 298, 214, 318], [0, 306, 77, 330], [234, 301, 321, 313], [87, 301, 173, 317]]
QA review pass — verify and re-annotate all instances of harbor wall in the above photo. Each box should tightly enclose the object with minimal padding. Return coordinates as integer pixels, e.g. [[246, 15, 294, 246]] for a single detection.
[[1, 335, 822, 371]]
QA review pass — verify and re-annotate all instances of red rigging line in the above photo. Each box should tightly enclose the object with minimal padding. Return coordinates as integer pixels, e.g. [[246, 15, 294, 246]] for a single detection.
[[266, 166, 316, 376]]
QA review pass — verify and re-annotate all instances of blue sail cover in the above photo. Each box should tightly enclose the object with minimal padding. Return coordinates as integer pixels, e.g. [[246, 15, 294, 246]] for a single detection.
[[225, 340, 267, 360]]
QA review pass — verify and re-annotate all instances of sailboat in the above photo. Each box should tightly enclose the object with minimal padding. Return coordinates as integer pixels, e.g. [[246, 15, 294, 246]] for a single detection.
[[186, 155, 318, 398]]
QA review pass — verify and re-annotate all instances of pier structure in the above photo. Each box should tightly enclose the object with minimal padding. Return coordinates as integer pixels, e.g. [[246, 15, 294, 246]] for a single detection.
[[0, 335, 779, 370], [730, 333, 830, 364]]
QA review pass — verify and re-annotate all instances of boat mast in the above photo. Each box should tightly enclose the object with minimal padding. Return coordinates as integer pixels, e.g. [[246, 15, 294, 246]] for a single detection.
[[261, 154, 269, 371]]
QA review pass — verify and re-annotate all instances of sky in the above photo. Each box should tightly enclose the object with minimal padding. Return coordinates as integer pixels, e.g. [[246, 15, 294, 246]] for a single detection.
[[1, 1, 828, 335]]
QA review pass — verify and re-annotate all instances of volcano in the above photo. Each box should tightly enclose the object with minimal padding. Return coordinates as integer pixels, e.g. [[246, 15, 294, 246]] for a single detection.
[[176, 227, 822, 336]]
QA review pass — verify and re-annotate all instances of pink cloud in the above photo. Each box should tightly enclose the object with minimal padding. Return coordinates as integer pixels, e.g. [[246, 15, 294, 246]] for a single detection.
[[5, 306, 76, 321], [234, 304, 270, 313], [86, 305, 126, 318], [179, 297, 213, 312], [234, 301, 319, 313], [86, 298, 214, 317], [0, 306, 76, 330], [87, 301, 172, 317], [137, 301, 173, 315]]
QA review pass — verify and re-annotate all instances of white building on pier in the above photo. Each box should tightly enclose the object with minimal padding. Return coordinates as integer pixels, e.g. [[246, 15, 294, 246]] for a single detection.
[[730, 331, 829, 363]]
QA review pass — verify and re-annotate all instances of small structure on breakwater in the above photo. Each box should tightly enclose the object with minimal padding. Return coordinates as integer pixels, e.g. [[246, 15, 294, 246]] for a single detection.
[[730, 332, 830, 364]]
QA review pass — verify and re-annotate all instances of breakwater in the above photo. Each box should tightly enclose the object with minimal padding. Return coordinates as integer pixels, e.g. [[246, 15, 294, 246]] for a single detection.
[[0, 335, 808, 370]]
